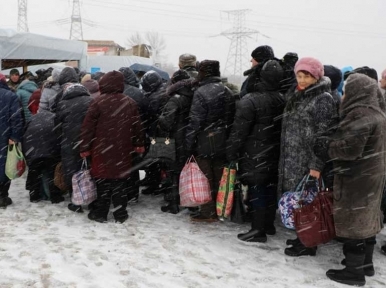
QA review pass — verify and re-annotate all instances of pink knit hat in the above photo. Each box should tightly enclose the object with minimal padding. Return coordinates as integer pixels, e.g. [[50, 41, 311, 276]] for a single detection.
[[294, 57, 324, 80], [0, 73, 6, 84]]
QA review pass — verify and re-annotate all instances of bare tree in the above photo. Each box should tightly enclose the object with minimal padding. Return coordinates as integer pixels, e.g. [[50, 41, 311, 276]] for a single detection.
[[145, 31, 167, 63], [126, 32, 144, 48]]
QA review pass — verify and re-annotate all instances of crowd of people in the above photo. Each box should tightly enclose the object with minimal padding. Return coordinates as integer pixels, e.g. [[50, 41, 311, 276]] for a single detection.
[[1, 45, 386, 286]]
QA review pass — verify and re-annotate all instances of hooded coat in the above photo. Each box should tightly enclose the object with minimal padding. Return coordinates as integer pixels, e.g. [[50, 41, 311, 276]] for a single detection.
[[158, 79, 194, 166], [80, 71, 144, 179], [227, 60, 285, 185], [16, 80, 38, 122], [328, 74, 386, 239], [0, 82, 24, 182], [38, 68, 62, 112], [278, 77, 338, 194], [119, 67, 148, 124], [55, 84, 91, 187]]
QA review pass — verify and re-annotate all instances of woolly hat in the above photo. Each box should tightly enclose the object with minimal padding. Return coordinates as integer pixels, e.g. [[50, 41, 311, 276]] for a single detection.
[[179, 54, 197, 68], [171, 69, 190, 84], [58, 67, 78, 86], [141, 71, 163, 93], [344, 66, 378, 82], [323, 65, 342, 90], [98, 70, 124, 94], [251, 45, 274, 62], [197, 60, 220, 80], [0, 73, 6, 84], [10, 68, 19, 75], [82, 79, 100, 98], [51, 68, 62, 82], [294, 57, 324, 80], [260, 59, 284, 90]]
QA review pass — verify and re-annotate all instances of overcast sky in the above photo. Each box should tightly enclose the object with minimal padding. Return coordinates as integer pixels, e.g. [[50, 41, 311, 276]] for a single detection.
[[1, 0, 386, 76]]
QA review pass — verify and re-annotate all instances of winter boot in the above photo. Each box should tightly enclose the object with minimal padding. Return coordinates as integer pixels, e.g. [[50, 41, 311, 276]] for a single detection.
[[286, 238, 301, 246], [284, 239, 317, 257], [327, 245, 366, 286], [237, 208, 267, 243], [68, 203, 83, 213], [341, 240, 375, 277], [264, 205, 276, 236], [29, 190, 42, 203], [161, 202, 180, 214], [381, 245, 386, 255], [88, 212, 107, 223]]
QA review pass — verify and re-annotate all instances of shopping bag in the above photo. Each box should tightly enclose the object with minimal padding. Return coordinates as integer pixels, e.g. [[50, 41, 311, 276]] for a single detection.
[[54, 162, 69, 194], [143, 137, 176, 162], [294, 189, 335, 247], [278, 175, 320, 229], [71, 159, 97, 205], [231, 181, 246, 224], [5, 144, 26, 180], [179, 156, 211, 207], [216, 163, 236, 220]]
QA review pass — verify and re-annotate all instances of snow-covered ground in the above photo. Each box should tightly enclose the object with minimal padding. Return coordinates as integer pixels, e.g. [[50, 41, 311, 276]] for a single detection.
[[1, 176, 386, 288]]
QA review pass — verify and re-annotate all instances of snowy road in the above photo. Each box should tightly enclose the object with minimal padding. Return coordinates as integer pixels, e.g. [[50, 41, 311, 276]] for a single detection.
[[0, 178, 386, 288]]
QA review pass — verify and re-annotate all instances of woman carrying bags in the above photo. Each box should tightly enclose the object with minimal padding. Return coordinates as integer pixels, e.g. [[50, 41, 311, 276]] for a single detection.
[[315, 73, 386, 286], [278, 57, 338, 256]]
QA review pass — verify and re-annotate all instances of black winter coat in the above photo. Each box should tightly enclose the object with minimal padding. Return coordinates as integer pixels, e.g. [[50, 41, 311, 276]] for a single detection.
[[185, 77, 235, 156], [227, 84, 285, 185], [23, 110, 60, 165], [55, 84, 91, 187], [158, 80, 194, 165], [146, 83, 169, 138]]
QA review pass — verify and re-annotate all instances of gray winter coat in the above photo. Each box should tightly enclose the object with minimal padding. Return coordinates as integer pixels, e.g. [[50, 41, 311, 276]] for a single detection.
[[328, 74, 386, 239], [278, 77, 338, 194]]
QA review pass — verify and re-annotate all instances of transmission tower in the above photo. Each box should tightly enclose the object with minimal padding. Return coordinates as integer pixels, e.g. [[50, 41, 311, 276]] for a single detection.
[[221, 9, 259, 79], [70, 0, 83, 40], [17, 0, 29, 32]]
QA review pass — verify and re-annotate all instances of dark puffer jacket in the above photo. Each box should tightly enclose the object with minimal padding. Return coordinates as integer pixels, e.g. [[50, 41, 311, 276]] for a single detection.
[[55, 84, 91, 187], [278, 77, 338, 194], [142, 71, 169, 138], [227, 60, 285, 185], [119, 67, 148, 124], [0, 82, 23, 182], [158, 80, 194, 166], [23, 110, 60, 165], [328, 74, 386, 239], [185, 76, 235, 156]]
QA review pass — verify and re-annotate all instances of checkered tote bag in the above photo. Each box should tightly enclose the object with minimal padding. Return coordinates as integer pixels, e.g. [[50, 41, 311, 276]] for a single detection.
[[71, 159, 97, 205], [179, 156, 211, 207]]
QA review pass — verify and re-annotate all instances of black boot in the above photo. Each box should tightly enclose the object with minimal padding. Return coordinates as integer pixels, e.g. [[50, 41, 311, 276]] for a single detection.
[[284, 239, 317, 257], [327, 244, 366, 286], [381, 245, 386, 255], [341, 239, 375, 277], [286, 238, 301, 246], [161, 202, 180, 214], [237, 208, 267, 243], [264, 205, 276, 236], [68, 203, 84, 213]]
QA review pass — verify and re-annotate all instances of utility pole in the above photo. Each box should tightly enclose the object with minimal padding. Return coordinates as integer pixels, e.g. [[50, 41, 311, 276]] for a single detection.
[[17, 0, 29, 32], [70, 0, 83, 40], [221, 9, 259, 82]]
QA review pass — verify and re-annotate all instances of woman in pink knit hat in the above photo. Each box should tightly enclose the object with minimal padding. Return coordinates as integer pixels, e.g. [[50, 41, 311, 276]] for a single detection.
[[278, 57, 338, 257]]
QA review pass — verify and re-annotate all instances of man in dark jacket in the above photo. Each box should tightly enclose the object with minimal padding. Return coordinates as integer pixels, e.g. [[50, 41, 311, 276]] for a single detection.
[[227, 60, 285, 242], [240, 45, 275, 98], [185, 60, 235, 222], [0, 73, 24, 208]]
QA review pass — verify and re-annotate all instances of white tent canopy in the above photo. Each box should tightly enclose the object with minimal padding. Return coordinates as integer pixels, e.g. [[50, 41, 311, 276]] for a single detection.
[[0, 29, 87, 71]]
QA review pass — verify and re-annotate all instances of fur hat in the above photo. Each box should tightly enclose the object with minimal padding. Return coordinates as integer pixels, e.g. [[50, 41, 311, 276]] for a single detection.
[[171, 69, 190, 84], [98, 70, 124, 94], [141, 71, 163, 93], [251, 45, 274, 62], [324, 65, 342, 90], [179, 54, 197, 68], [294, 57, 324, 80], [197, 60, 220, 80], [283, 52, 299, 68]]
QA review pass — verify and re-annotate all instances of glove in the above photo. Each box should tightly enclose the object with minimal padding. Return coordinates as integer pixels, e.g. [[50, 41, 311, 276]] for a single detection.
[[313, 136, 331, 161]]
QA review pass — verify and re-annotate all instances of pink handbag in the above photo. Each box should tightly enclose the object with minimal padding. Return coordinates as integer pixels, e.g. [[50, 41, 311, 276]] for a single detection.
[[179, 156, 211, 207]]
